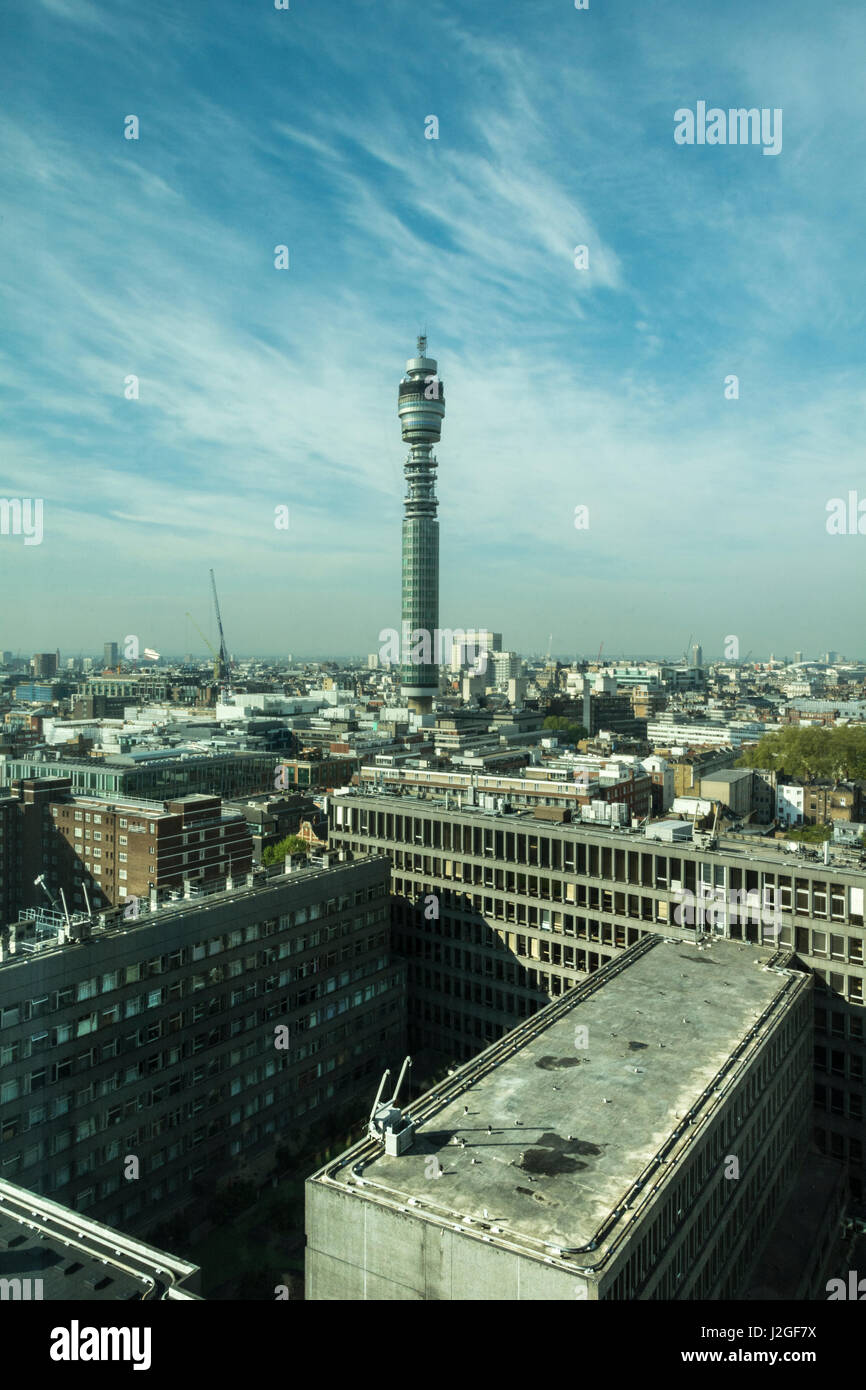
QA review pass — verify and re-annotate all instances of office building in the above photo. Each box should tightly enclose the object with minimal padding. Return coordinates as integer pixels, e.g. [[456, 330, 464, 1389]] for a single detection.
[[647, 716, 765, 749], [4, 750, 278, 801], [79, 675, 169, 702], [328, 788, 866, 1203], [0, 1177, 200, 1299], [356, 763, 652, 818], [0, 792, 17, 924], [104, 642, 119, 669], [0, 855, 405, 1235], [306, 935, 813, 1300], [451, 632, 502, 672], [6, 779, 254, 912], [31, 653, 58, 679], [274, 755, 360, 792], [399, 336, 445, 714], [491, 651, 524, 686], [13, 682, 58, 704]]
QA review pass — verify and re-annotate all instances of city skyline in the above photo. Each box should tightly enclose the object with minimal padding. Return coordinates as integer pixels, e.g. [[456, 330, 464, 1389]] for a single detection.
[[3, 0, 865, 1327], [2, 0, 865, 657]]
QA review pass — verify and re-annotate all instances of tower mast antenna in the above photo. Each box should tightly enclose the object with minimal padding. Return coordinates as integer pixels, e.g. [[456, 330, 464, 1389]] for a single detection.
[[398, 335, 445, 714]]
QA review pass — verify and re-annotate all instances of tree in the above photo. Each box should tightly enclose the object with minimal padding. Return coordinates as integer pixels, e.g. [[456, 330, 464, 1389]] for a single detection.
[[785, 824, 832, 844], [263, 834, 309, 866], [543, 716, 589, 745], [737, 726, 866, 781]]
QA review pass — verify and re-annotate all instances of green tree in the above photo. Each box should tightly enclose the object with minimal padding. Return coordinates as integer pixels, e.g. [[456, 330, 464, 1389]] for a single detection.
[[262, 834, 309, 866], [738, 725, 866, 781], [543, 716, 589, 745], [785, 824, 832, 844]]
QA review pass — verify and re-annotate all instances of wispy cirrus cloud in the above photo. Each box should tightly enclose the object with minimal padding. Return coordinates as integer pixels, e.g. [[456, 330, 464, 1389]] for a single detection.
[[1, 0, 864, 659]]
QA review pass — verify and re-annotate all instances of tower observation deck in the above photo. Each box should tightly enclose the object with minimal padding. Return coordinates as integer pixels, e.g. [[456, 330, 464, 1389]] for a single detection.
[[398, 335, 445, 714]]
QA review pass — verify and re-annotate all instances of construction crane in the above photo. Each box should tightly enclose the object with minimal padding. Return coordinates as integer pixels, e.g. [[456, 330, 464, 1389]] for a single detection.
[[210, 569, 231, 688], [185, 610, 224, 690]]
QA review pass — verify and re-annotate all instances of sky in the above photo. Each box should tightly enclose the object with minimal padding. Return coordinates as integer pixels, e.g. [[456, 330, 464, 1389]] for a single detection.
[[1, 0, 864, 664]]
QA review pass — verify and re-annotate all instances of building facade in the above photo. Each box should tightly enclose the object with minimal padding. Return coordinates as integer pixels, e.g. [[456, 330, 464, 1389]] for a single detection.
[[328, 790, 866, 1204], [3, 751, 277, 801], [0, 855, 405, 1236], [306, 936, 814, 1300]]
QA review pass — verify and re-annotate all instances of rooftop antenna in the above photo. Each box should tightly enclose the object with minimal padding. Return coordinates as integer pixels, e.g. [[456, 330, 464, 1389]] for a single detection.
[[58, 888, 73, 935], [34, 874, 60, 912], [417, 329, 427, 356], [368, 1056, 415, 1155]]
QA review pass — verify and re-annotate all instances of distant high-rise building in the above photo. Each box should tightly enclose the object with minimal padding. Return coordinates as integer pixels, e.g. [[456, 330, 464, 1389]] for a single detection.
[[104, 641, 118, 668], [824, 651, 838, 665], [690, 643, 703, 668], [450, 631, 502, 671], [794, 651, 803, 665], [398, 336, 445, 715], [491, 650, 523, 686], [31, 652, 57, 678]]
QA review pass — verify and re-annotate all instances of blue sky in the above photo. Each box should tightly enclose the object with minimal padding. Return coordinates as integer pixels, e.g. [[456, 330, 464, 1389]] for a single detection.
[[1, 0, 864, 663]]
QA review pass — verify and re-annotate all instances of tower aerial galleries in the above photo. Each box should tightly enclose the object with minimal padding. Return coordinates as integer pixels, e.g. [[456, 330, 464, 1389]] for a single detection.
[[398, 336, 445, 714]]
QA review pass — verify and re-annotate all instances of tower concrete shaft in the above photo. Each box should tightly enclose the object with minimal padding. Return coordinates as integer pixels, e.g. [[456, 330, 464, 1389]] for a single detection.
[[398, 336, 445, 714]]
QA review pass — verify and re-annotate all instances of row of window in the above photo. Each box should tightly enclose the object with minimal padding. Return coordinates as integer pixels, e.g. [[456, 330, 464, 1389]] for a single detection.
[[0, 887, 387, 1024], [341, 810, 855, 895]]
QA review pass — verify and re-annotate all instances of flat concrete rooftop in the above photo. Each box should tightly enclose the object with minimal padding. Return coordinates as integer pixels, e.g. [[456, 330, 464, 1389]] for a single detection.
[[0, 1180, 199, 1299], [314, 936, 807, 1266]]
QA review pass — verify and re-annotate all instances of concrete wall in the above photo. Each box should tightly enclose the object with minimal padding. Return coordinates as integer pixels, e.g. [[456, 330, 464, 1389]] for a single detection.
[[305, 1181, 590, 1300]]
